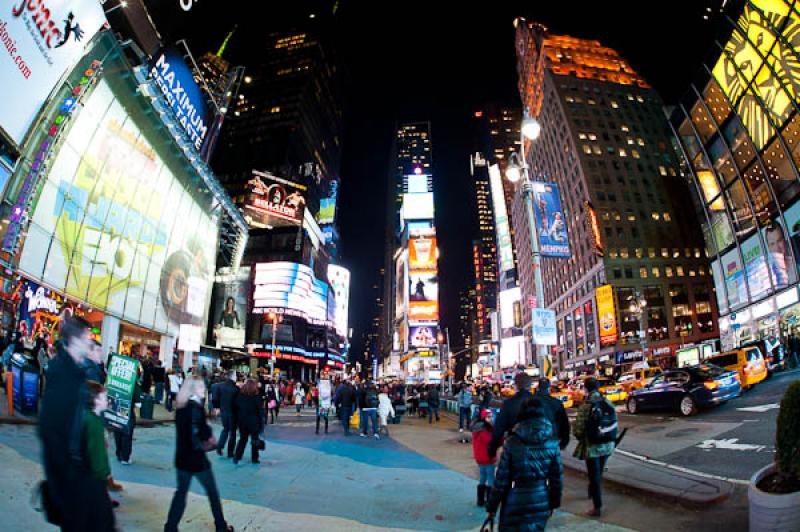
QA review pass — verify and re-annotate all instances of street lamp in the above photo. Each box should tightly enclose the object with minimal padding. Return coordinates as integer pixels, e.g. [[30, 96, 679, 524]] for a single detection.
[[266, 312, 281, 378], [104, 0, 128, 14], [504, 112, 546, 370]]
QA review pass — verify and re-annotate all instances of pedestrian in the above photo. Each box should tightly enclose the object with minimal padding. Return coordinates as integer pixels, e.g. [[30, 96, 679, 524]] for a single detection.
[[81, 380, 117, 525], [39, 316, 112, 530], [335, 380, 357, 436], [534, 379, 571, 449], [216, 371, 240, 458], [377, 386, 395, 435], [427, 384, 441, 424], [83, 339, 106, 383], [152, 360, 166, 405], [166, 369, 182, 412], [471, 409, 497, 507], [233, 378, 265, 465], [114, 361, 140, 465], [485, 398, 563, 531], [457, 383, 473, 433], [286, 380, 294, 407], [294, 382, 305, 415], [164, 376, 233, 532], [573, 377, 617, 518], [488, 373, 535, 459], [316, 379, 332, 435], [418, 386, 428, 418], [265, 379, 279, 424]]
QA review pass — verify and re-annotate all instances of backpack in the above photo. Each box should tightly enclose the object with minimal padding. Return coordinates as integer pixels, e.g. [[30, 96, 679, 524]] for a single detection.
[[366, 390, 379, 408], [586, 398, 618, 445]]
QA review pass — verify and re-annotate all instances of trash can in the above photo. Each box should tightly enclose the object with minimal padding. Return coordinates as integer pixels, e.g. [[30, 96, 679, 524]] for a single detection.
[[139, 393, 155, 420], [10, 353, 39, 415]]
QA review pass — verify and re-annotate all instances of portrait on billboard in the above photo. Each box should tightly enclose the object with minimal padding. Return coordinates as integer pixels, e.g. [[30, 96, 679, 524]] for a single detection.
[[533, 182, 570, 258], [409, 325, 437, 348], [764, 220, 791, 289], [210, 267, 250, 349], [244, 171, 307, 228], [408, 270, 438, 322]]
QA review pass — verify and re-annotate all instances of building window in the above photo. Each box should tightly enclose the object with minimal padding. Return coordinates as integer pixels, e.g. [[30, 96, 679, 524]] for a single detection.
[[663, 212, 672, 221], [694, 285, 714, 333], [644, 286, 668, 341], [625, 267, 633, 278], [661, 248, 669, 258], [611, 101, 619, 109], [658, 165, 668, 176], [670, 284, 692, 337], [676, 265, 685, 277], [583, 144, 592, 154], [640, 266, 648, 278], [632, 149, 641, 159], [613, 267, 622, 279], [619, 148, 628, 157], [635, 248, 643, 258], [665, 266, 674, 277], [652, 266, 661, 278], [652, 212, 661, 221], [620, 248, 629, 259], [648, 248, 656, 258], [579, 133, 587, 140], [609, 248, 618, 259]]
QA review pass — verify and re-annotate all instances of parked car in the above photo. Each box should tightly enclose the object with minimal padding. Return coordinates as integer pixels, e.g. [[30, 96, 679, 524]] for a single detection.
[[626, 364, 741, 417], [705, 347, 767, 390], [619, 367, 663, 392]]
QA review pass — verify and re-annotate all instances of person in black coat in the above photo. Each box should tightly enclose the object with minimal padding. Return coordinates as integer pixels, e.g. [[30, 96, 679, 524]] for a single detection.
[[215, 372, 239, 458], [233, 378, 265, 464], [534, 379, 570, 449], [488, 373, 535, 458], [335, 381, 357, 436], [39, 316, 115, 531], [164, 376, 233, 532], [486, 398, 563, 531]]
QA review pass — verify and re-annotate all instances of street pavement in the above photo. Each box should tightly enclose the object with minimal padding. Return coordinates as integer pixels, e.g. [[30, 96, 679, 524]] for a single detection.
[[0, 407, 631, 531]]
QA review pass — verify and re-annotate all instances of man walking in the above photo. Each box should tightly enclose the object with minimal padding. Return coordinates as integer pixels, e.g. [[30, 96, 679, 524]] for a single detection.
[[216, 371, 239, 458], [152, 360, 166, 404], [535, 378, 570, 449], [488, 373, 534, 458], [457, 383, 473, 433], [335, 381, 357, 436], [360, 383, 380, 439], [427, 384, 441, 424], [39, 316, 115, 530], [573, 377, 617, 517]]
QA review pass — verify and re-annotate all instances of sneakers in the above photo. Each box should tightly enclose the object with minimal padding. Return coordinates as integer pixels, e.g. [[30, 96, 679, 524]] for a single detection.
[[585, 508, 602, 518], [459, 428, 464, 433], [360, 433, 367, 438], [374, 433, 380, 440], [120, 460, 131, 465]]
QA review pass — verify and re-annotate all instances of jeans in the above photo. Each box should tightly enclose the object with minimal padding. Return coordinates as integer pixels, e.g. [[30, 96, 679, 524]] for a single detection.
[[340, 404, 352, 435], [361, 408, 378, 435], [166, 392, 176, 412], [114, 411, 135, 461], [428, 405, 440, 423], [164, 468, 227, 532], [316, 408, 329, 433], [478, 464, 495, 487], [234, 427, 260, 463], [217, 411, 237, 457], [586, 455, 609, 510], [459, 406, 472, 430], [155, 382, 164, 404]]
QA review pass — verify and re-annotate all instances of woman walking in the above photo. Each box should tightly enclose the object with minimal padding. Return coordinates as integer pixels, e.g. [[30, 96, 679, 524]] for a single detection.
[[166, 369, 182, 412], [377, 386, 395, 435], [233, 378, 265, 465], [265, 379, 279, 424], [294, 383, 305, 415], [485, 398, 562, 531], [164, 376, 233, 532]]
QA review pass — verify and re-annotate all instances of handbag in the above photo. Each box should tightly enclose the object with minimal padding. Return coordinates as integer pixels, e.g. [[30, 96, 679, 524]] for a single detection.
[[268, 399, 277, 409]]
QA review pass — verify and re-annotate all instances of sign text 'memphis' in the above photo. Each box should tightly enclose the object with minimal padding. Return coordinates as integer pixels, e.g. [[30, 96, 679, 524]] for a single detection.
[[151, 54, 207, 150]]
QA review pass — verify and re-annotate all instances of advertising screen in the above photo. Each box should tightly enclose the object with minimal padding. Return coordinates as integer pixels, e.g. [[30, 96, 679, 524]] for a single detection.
[[711, 259, 729, 314], [210, 267, 250, 349], [741, 233, 771, 300], [17, 79, 217, 335], [499, 287, 521, 329], [317, 179, 338, 225], [408, 269, 438, 322], [500, 336, 526, 368], [408, 325, 437, 348], [584, 201, 604, 256], [489, 165, 514, 273], [0, 0, 106, 144], [532, 182, 570, 258], [251, 262, 331, 325], [328, 264, 350, 337], [407, 173, 430, 193], [401, 192, 434, 220], [395, 253, 406, 321], [596, 285, 617, 347], [409, 236, 437, 270], [721, 248, 747, 308], [244, 170, 307, 228]]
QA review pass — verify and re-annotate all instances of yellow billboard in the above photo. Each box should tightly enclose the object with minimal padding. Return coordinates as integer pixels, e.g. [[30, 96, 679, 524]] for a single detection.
[[596, 284, 617, 347]]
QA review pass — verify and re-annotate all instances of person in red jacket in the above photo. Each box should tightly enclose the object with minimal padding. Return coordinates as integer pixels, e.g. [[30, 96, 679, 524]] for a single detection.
[[471, 409, 498, 507]]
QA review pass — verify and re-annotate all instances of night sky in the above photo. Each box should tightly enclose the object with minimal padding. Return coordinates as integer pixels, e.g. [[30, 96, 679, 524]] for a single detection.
[[142, 0, 724, 360]]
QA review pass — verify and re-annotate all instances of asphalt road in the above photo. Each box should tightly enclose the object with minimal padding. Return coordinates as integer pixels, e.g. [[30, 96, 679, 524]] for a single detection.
[[606, 368, 800, 482]]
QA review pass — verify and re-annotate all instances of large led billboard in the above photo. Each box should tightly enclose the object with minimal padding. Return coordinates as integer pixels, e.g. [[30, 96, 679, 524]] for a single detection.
[[596, 285, 617, 347], [244, 171, 307, 228], [251, 262, 332, 325], [17, 79, 217, 335], [408, 325, 437, 348], [0, 0, 106, 144], [533, 182, 570, 258], [409, 236, 437, 270], [408, 269, 438, 322], [499, 287, 521, 329], [489, 165, 514, 273], [210, 266, 250, 349], [328, 264, 350, 337], [401, 192, 434, 220]]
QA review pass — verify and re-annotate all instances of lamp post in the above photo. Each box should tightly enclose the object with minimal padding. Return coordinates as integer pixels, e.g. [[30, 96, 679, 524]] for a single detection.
[[504, 113, 545, 370], [267, 312, 280, 378]]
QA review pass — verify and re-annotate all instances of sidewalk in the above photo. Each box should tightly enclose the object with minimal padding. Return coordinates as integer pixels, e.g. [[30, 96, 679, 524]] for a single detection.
[[0, 393, 175, 426]]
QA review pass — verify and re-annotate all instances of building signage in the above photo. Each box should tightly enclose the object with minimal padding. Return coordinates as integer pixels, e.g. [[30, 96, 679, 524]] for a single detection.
[[532, 308, 557, 345], [408, 269, 438, 322], [104, 354, 140, 432], [596, 284, 617, 347], [0, 0, 106, 144], [532, 182, 570, 257], [408, 325, 437, 348], [489, 164, 514, 273], [615, 350, 644, 364], [210, 267, 250, 349], [584, 201, 604, 256], [244, 170, 307, 227], [150, 47, 209, 150], [328, 264, 350, 337], [409, 236, 437, 270]]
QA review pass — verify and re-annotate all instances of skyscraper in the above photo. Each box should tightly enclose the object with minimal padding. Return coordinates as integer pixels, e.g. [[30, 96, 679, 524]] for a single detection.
[[512, 20, 718, 374]]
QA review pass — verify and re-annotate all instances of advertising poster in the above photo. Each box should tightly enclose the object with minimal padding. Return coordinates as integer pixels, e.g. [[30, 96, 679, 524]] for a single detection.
[[711, 260, 729, 314], [104, 354, 140, 432], [532, 308, 557, 346], [409, 237, 437, 270], [401, 192, 434, 220], [409, 325, 437, 348], [18, 280, 65, 341], [596, 284, 617, 347], [763, 220, 792, 289], [210, 267, 250, 348], [741, 234, 771, 300], [721, 249, 747, 308], [408, 270, 438, 322], [244, 170, 307, 227], [0, 0, 106, 144], [395, 254, 406, 321], [317, 179, 338, 225], [251, 262, 331, 325], [532, 182, 570, 258], [489, 165, 514, 273], [328, 265, 350, 337], [782, 199, 800, 279], [16, 79, 217, 336]]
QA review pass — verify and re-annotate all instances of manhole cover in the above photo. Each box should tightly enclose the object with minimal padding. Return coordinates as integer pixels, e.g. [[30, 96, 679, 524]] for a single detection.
[[665, 428, 699, 438], [638, 426, 666, 433]]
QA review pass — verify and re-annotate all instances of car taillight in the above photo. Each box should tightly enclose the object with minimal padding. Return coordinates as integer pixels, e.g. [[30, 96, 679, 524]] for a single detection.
[[704, 381, 719, 390], [733, 374, 741, 382]]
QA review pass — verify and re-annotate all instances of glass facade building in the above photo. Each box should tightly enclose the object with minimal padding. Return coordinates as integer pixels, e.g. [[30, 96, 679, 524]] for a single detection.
[[670, 0, 800, 349]]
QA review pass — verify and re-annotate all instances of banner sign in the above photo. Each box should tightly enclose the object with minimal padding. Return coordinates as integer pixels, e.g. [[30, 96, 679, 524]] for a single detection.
[[532, 308, 557, 345], [584, 201, 604, 256], [0, 0, 106, 144], [596, 284, 618, 347], [489, 165, 514, 273], [244, 170, 307, 227], [104, 354, 139, 432], [533, 182, 570, 258]]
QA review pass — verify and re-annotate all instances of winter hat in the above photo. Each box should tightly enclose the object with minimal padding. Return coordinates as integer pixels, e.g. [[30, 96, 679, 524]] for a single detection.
[[480, 409, 491, 420]]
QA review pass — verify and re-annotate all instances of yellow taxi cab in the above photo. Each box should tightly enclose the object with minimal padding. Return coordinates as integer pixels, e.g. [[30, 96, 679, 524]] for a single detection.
[[550, 383, 574, 409], [618, 367, 663, 392], [597, 377, 628, 403], [705, 347, 767, 390], [500, 382, 516, 397]]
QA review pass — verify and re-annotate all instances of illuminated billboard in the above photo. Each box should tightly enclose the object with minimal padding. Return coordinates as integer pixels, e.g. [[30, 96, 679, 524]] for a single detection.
[[533, 182, 570, 258], [395, 252, 407, 321], [584, 201, 604, 256], [244, 171, 307, 228], [210, 267, 250, 349], [317, 179, 339, 225], [499, 287, 521, 329], [401, 192, 434, 220], [596, 285, 617, 347], [328, 264, 350, 337], [0, 0, 106, 144], [712, 0, 800, 150], [17, 79, 217, 335], [409, 236, 437, 270], [489, 164, 514, 273], [408, 325, 437, 348], [408, 269, 438, 322], [251, 262, 331, 325]]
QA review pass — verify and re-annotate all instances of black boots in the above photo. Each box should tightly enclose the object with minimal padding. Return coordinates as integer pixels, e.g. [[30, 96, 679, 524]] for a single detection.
[[477, 484, 487, 506]]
